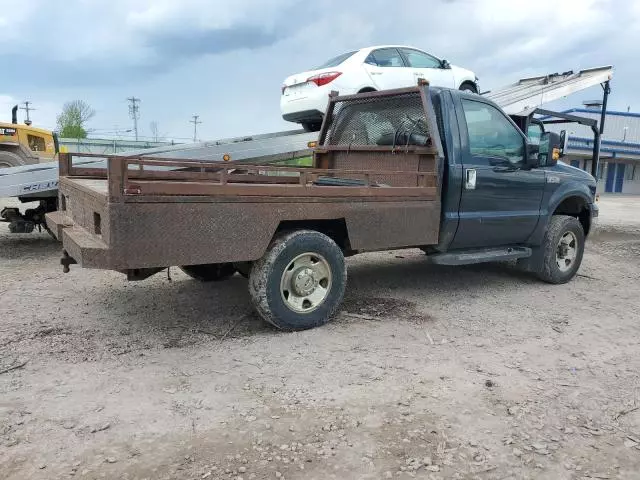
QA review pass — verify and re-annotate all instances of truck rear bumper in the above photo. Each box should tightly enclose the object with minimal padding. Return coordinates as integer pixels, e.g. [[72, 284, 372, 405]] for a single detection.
[[46, 211, 109, 269]]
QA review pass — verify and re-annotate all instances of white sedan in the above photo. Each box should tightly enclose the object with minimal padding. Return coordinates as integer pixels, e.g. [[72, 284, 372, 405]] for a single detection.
[[281, 45, 478, 131]]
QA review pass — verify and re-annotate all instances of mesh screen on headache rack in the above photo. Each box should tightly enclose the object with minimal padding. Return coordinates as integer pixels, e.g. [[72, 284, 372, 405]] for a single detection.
[[324, 91, 430, 147]]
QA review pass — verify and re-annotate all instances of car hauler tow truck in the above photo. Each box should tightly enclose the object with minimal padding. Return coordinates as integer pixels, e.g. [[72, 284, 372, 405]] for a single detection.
[[47, 81, 601, 331]]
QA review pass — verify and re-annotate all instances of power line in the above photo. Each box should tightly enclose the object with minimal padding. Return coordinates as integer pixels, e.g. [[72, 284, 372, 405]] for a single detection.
[[190, 115, 202, 142], [127, 97, 141, 141], [20, 101, 35, 125]]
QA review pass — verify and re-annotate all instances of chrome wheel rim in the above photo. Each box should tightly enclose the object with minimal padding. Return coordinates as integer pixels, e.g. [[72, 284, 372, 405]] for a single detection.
[[280, 253, 332, 313], [556, 231, 578, 272]]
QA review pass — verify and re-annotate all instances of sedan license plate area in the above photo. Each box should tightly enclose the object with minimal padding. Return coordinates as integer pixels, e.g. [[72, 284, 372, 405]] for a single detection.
[[285, 82, 311, 97]]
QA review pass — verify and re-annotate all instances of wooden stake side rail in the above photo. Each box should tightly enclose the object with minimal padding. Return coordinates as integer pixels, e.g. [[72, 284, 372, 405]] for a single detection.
[[59, 153, 439, 201]]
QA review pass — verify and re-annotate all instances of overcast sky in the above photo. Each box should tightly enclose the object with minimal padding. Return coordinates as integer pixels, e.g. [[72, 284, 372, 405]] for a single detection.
[[1, 0, 637, 142]]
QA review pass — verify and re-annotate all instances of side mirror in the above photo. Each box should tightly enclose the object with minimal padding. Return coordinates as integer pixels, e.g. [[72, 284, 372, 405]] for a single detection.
[[441, 59, 451, 69], [538, 131, 563, 166], [525, 143, 541, 168], [560, 129, 568, 151]]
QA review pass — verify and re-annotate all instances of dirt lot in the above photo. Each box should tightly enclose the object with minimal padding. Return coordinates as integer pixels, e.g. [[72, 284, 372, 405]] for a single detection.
[[1, 196, 639, 480]]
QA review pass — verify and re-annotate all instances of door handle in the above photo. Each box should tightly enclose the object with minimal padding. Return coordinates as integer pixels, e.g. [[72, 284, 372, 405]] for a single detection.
[[370, 71, 383, 75], [493, 166, 518, 173], [465, 169, 476, 190]]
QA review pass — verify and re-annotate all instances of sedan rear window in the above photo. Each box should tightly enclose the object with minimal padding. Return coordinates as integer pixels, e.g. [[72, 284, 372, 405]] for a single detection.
[[315, 51, 357, 69]]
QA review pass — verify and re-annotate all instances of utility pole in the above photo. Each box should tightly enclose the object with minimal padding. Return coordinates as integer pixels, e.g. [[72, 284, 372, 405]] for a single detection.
[[190, 115, 202, 142], [20, 101, 35, 125], [127, 97, 141, 141]]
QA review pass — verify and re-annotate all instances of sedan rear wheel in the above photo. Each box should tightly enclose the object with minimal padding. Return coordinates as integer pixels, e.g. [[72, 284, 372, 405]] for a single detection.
[[459, 83, 478, 94], [302, 122, 322, 132]]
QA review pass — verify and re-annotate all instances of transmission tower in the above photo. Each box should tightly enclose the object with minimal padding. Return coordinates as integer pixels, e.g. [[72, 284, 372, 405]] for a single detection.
[[190, 115, 202, 142], [127, 97, 141, 141], [20, 101, 36, 125]]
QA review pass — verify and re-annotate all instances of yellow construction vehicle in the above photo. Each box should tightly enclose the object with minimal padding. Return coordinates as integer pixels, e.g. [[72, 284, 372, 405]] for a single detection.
[[0, 105, 59, 167]]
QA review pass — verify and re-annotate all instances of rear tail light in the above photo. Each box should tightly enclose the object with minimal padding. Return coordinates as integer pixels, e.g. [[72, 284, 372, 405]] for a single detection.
[[307, 72, 342, 87]]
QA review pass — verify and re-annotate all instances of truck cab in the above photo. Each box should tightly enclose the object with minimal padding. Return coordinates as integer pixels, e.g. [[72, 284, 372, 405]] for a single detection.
[[432, 88, 597, 258]]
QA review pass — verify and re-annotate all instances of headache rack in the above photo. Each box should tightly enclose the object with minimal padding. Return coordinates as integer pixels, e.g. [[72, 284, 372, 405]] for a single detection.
[[58, 84, 443, 202]]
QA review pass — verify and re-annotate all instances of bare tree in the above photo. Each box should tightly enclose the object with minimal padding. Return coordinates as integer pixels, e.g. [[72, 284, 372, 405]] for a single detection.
[[56, 100, 95, 138]]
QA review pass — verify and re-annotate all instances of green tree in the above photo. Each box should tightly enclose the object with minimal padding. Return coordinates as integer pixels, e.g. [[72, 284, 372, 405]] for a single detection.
[[56, 100, 95, 138]]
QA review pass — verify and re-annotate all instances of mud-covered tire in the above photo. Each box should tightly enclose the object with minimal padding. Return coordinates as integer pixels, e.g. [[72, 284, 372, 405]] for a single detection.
[[0, 151, 26, 168], [249, 230, 347, 331], [536, 215, 585, 284], [180, 263, 236, 282]]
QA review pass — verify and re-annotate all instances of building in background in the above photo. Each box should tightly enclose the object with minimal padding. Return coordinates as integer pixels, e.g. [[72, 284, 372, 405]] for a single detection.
[[546, 103, 640, 194]]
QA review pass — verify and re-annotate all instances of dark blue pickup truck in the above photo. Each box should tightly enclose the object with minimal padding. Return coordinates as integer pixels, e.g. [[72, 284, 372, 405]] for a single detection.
[[424, 85, 598, 284], [48, 83, 599, 330]]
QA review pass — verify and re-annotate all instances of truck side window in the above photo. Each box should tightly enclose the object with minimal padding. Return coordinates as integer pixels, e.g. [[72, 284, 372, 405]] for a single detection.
[[461, 100, 524, 165], [527, 123, 543, 145]]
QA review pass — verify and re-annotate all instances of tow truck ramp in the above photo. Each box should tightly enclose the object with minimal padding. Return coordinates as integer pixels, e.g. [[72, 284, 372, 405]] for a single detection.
[[0, 65, 613, 199], [485, 65, 613, 115], [0, 130, 317, 198]]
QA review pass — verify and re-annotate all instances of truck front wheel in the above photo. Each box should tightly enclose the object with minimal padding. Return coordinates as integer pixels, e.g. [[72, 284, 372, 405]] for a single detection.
[[536, 215, 585, 284], [180, 263, 236, 282], [249, 230, 347, 331]]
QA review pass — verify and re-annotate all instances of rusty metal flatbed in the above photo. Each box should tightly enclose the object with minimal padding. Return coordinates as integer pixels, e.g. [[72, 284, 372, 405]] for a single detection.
[[47, 84, 445, 330], [48, 148, 441, 270]]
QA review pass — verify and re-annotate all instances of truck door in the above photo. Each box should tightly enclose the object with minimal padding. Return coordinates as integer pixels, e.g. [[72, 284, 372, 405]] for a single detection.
[[451, 97, 546, 248]]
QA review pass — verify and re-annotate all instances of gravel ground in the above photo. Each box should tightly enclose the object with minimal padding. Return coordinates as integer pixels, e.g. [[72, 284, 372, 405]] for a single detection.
[[0, 196, 639, 480]]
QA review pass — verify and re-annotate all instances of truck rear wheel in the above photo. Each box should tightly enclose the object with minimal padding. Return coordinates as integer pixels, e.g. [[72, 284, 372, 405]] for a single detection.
[[249, 230, 347, 331], [536, 215, 585, 284], [0, 151, 26, 168], [180, 263, 236, 282]]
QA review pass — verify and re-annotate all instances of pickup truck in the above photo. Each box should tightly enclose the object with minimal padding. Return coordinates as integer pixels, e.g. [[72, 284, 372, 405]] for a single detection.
[[46, 82, 598, 331]]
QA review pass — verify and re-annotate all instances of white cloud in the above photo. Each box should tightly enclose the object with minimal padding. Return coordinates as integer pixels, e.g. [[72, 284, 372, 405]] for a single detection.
[[126, 0, 297, 32]]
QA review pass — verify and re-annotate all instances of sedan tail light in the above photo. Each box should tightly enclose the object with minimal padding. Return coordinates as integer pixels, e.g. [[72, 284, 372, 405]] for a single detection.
[[307, 71, 342, 87]]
